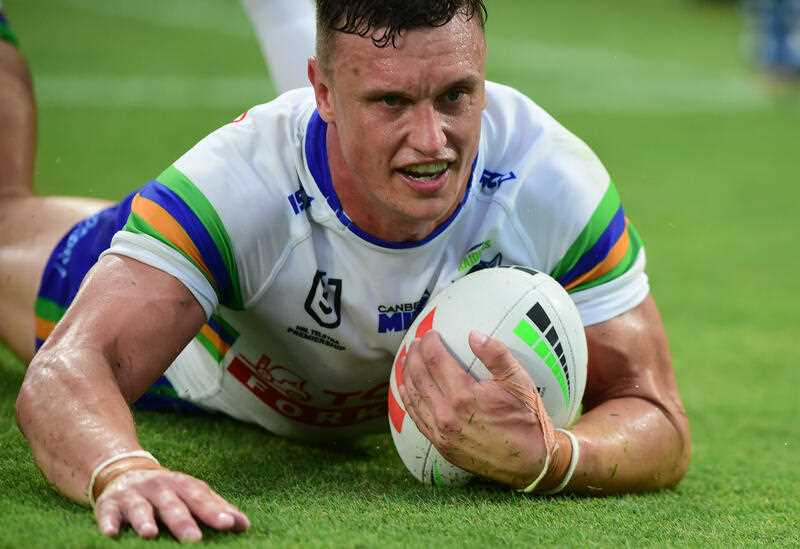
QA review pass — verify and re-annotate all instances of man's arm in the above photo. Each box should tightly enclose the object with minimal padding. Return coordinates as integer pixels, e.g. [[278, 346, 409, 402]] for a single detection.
[[546, 294, 689, 493], [400, 294, 690, 494], [0, 37, 35, 195], [16, 254, 250, 540]]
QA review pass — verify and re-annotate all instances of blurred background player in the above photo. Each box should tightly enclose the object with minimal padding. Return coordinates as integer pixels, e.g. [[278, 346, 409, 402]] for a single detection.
[[742, 0, 800, 80], [242, 0, 316, 92]]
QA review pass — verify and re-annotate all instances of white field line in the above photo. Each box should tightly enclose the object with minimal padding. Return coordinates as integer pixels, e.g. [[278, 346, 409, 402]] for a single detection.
[[35, 75, 277, 110], [35, 70, 771, 114], [488, 36, 773, 113]]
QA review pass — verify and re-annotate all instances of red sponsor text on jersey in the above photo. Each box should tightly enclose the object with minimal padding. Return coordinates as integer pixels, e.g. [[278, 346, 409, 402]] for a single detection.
[[228, 354, 387, 427]]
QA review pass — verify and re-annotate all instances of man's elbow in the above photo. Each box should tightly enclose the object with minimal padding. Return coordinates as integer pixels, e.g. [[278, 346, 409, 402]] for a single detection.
[[15, 353, 58, 438], [659, 406, 691, 490]]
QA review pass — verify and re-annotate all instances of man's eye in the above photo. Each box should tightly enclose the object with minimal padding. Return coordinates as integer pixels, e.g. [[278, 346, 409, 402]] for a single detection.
[[382, 95, 401, 107], [445, 90, 464, 102]]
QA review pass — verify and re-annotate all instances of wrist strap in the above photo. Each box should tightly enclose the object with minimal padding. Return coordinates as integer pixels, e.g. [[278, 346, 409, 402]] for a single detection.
[[86, 450, 159, 507], [517, 451, 551, 493], [540, 428, 580, 495]]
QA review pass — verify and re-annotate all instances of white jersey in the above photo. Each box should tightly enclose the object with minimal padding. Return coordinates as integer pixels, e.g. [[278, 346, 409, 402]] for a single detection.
[[103, 82, 648, 441]]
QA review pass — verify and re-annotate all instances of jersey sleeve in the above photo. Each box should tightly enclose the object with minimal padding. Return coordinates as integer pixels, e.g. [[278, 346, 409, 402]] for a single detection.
[[0, 2, 20, 47], [102, 92, 312, 318], [548, 180, 649, 326], [105, 165, 244, 317], [482, 82, 649, 326]]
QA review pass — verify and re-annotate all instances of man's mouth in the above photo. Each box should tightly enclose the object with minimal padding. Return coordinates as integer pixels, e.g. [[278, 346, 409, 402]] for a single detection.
[[399, 161, 449, 181]]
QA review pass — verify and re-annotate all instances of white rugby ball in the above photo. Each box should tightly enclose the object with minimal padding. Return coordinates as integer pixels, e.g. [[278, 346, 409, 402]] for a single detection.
[[388, 266, 587, 486]]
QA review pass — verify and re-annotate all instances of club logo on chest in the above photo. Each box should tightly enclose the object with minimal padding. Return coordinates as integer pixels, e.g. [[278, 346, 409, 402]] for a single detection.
[[305, 270, 343, 328]]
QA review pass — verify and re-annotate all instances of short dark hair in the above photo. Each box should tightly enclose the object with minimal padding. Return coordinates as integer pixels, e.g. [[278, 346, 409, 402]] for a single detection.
[[315, 0, 488, 72]]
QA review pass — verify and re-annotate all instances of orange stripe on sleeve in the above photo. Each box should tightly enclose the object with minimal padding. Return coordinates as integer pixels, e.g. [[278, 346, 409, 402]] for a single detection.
[[131, 194, 215, 284], [200, 323, 230, 356], [564, 221, 631, 291], [35, 317, 57, 341]]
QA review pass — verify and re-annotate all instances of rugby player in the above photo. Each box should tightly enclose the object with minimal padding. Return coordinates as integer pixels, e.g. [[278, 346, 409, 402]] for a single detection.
[[2, 0, 691, 542]]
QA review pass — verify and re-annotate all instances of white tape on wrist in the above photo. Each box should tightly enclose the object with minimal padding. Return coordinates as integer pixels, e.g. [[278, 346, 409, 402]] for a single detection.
[[518, 452, 551, 493], [540, 428, 580, 495], [86, 450, 159, 507]]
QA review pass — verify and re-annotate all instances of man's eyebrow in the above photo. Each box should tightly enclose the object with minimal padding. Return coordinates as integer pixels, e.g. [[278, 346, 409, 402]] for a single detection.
[[440, 76, 481, 92], [361, 75, 482, 100]]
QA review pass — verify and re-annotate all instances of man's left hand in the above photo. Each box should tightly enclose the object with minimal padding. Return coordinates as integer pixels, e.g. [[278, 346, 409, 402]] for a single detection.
[[398, 329, 556, 488]]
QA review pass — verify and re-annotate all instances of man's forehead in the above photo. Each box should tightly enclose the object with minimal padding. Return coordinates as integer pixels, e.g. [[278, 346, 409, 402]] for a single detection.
[[329, 15, 486, 78]]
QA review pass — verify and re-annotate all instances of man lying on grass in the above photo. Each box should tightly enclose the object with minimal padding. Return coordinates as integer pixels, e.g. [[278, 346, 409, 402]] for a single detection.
[[1, 0, 690, 542]]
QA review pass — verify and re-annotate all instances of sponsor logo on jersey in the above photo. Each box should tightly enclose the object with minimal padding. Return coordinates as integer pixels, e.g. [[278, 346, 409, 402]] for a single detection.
[[288, 186, 314, 214], [287, 324, 346, 350], [377, 290, 430, 333], [227, 352, 388, 427], [467, 252, 502, 274], [305, 270, 342, 328], [458, 240, 503, 274], [479, 169, 516, 194]]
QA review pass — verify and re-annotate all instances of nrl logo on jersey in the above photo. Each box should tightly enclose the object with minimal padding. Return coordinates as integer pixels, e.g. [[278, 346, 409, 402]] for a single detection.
[[479, 169, 516, 194], [458, 240, 503, 274], [305, 270, 342, 328], [377, 290, 430, 333]]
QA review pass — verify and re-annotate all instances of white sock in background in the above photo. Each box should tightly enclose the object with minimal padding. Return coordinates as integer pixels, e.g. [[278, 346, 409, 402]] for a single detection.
[[241, 0, 316, 94]]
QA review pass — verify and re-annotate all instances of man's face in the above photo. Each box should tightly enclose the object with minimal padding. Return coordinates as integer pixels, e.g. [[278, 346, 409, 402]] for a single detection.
[[311, 15, 487, 242]]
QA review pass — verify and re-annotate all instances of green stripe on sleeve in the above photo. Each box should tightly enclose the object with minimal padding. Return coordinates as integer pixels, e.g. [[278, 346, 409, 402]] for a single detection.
[[155, 166, 244, 309], [0, 24, 18, 46], [195, 331, 225, 363], [550, 181, 621, 282], [35, 297, 66, 323], [210, 312, 240, 340]]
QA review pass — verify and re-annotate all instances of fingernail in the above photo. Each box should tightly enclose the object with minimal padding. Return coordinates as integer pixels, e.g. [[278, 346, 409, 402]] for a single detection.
[[217, 512, 234, 527], [470, 330, 489, 345], [181, 528, 202, 542]]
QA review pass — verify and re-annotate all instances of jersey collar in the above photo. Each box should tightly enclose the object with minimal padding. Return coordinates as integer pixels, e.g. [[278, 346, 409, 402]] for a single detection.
[[304, 110, 477, 250]]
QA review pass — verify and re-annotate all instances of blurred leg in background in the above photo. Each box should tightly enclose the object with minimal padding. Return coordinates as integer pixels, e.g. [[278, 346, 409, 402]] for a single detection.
[[242, 0, 317, 93], [743, 0, 800, 80]]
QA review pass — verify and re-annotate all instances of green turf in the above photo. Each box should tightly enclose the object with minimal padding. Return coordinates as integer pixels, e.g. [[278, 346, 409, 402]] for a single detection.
[[2, 0, 799, 546]]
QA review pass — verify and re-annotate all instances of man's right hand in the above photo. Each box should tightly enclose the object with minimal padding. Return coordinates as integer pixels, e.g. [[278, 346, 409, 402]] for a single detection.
[[94, 467, 250, 542]]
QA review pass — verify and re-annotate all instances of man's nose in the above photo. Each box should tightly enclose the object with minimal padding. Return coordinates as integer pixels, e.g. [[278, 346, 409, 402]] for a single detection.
[[407, 103, 447, 156]]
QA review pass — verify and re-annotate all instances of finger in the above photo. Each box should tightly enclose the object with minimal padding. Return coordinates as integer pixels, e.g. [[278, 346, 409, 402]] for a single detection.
[[404, 334, 447, 400], [121, 495, 159, 539], [401, 338, 433, 404], [468, 330, 534, 391], [400, 381, 436, 441], [95, 498, 123, 538], [151, 490, 203, 543], [416, 330, 475, 396], [175, 477, 250, 533], [399, 367, 435, 439]]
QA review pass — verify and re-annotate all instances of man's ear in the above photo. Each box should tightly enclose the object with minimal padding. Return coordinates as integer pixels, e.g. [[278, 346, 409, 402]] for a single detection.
[[308, 57, 335, 123]]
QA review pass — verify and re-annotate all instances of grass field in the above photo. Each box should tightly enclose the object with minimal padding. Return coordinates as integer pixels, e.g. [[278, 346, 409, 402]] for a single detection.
[[2, 0, 799, 546]]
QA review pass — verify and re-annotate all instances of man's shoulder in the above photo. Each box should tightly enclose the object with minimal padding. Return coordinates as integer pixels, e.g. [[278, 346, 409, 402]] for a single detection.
[[174, 88, 316, 198], [480, 81, 609, 213]]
